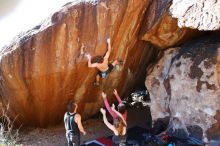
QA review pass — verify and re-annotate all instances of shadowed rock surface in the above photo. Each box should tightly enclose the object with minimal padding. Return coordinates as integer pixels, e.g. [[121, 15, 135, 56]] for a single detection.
[[146, 34, 220, 142], [140, 0, 200, 49]]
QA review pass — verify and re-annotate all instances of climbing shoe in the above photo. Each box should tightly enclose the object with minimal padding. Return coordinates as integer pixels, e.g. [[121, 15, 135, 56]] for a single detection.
[[118, 60, 123, 65], [93, 81, 99, 86]]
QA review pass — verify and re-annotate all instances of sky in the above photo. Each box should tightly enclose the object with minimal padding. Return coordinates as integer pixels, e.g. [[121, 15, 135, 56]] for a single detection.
[[0, 0, 74, 49]]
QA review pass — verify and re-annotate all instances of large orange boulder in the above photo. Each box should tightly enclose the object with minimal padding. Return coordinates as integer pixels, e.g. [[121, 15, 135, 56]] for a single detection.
[[0, 0, 155, 127]]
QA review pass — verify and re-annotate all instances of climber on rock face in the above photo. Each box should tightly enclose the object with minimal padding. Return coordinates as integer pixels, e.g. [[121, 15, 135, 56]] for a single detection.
[[86, 38, 123, 86]]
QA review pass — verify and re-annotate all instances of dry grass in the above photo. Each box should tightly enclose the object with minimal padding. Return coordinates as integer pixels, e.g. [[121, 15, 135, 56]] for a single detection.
[[0, 105, 20, 146]]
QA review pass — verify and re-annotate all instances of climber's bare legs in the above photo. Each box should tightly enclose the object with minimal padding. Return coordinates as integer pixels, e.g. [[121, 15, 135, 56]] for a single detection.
[[112, 60, 118, 66], [94, 74, 100, 86], [93, 59, 123, 86], [112, 59, 123, 66]]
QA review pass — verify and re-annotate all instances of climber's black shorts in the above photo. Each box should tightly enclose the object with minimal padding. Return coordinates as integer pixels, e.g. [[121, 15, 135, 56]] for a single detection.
[[98, 64, 114, 78]]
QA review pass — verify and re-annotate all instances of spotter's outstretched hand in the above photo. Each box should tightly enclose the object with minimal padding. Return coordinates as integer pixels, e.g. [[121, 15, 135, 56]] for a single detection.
[[111, 104, 115, 109], [113, 89, 118, 95], [100, 108, 106, 114], [102, 92, 107, 98]]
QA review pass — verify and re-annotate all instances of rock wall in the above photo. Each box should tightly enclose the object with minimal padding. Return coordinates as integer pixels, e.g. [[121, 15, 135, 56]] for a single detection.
[[145, 35, 220, 142], [140, 0, 200, 49], [0, 0, 155, 126], [170, 0, 220, 30], [0, 3, 219, 143]]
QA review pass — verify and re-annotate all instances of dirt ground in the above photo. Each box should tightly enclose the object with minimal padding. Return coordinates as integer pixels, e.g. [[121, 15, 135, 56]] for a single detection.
[[17, 107, 151, 146]]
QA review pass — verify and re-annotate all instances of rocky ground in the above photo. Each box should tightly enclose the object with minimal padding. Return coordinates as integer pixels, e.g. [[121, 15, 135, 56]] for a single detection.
[[17, 107, 151, 146]]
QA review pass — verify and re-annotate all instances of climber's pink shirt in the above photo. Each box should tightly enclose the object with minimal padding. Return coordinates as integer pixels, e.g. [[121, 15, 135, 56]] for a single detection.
[[103, 94, 127, 120]]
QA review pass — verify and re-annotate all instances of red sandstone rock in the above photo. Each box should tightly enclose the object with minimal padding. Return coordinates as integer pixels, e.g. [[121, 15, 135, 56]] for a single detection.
[[0, 3, 219, 140], [0, 0, 154, 126]]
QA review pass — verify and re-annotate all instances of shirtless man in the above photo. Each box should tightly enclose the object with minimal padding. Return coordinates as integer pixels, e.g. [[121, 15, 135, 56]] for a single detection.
[[86, 38, 122, 86]]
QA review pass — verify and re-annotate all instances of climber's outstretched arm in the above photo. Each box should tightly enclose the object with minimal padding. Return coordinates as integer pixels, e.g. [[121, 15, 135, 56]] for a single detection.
[[104, 38, 111, 60], [86, 54, 98, 68]]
